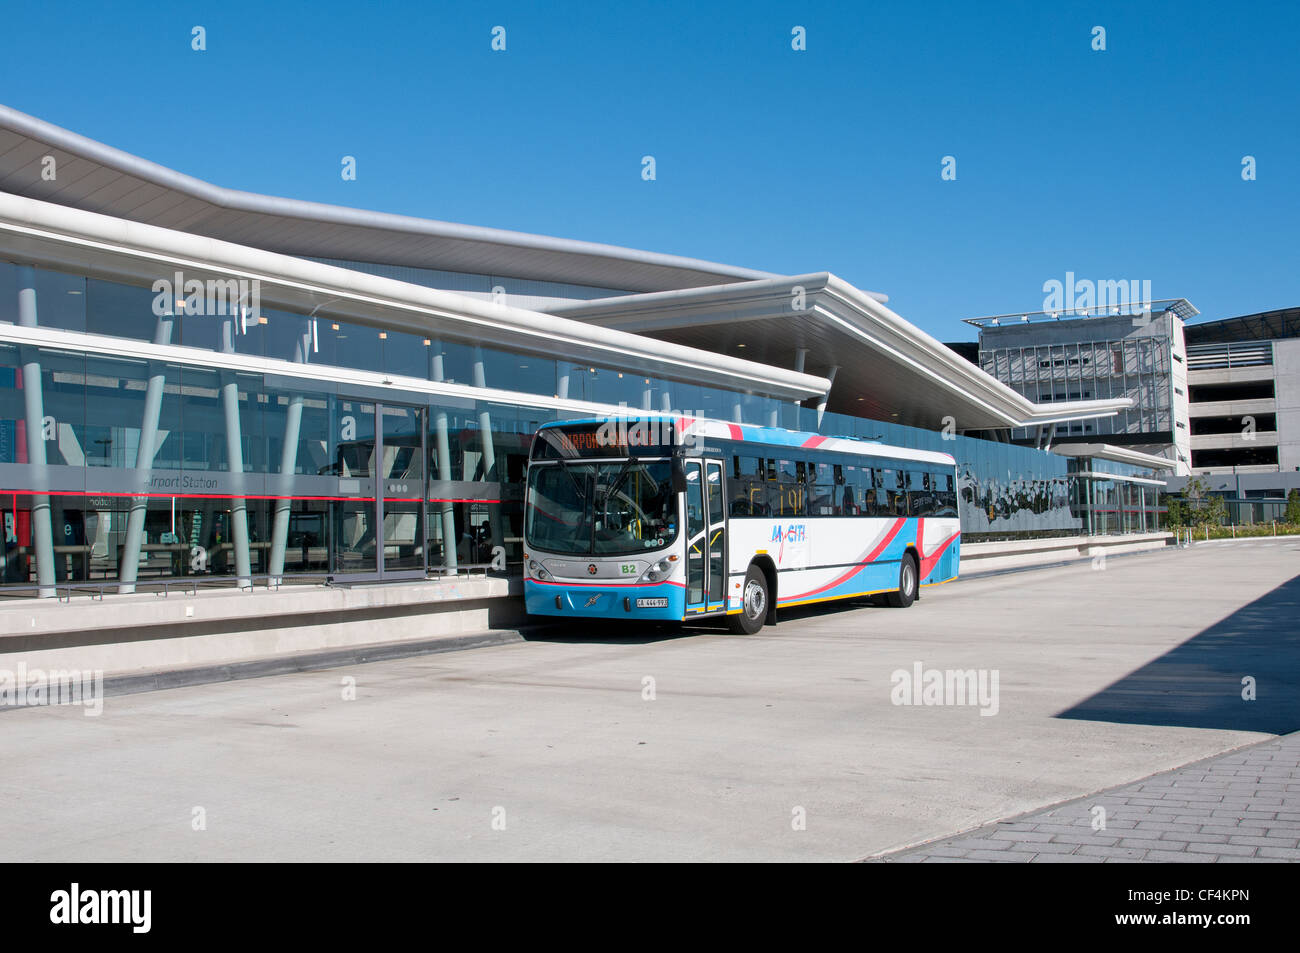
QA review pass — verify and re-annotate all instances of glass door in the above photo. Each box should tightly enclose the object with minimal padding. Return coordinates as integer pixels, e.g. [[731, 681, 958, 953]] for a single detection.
[[331, 397, 377, 575], [685, 462, 706, 611], [379, 403, 426, 575], [705, 459, 726, 611]]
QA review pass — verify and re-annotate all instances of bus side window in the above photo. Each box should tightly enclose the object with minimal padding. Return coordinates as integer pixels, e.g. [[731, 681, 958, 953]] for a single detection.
[[878, 468, 898, 514], [732, 455, 763, 516], [809, 460, 833, 515], [774, 458, 801, 516], [810, 485, 833, 516], [936, 472, 958, 516], [751, 458, 771, 515], [859, 467, 877, 517], [840, 466, 856, 516]]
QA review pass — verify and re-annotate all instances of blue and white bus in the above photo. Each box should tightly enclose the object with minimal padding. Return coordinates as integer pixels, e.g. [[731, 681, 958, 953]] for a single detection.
[[522, 415, 960, 633]]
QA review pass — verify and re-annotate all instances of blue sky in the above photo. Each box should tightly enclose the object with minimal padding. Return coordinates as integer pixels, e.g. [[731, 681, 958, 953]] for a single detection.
[[2, 0, 1297, 340]]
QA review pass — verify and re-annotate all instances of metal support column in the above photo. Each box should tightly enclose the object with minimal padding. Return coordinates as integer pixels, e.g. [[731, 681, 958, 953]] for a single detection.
[[268, 319, 311, 583], [472, 346, 506, 559], [16, 267, 55, 597], [430, 340, 457, 569], [219, 315, 252, 587], [815, 365, 839, 428], [118, 309, 175, 593]]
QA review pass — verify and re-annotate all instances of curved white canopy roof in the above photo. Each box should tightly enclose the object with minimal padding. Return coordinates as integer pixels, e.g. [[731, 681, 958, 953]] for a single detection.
[[0, 190, 831, 403]]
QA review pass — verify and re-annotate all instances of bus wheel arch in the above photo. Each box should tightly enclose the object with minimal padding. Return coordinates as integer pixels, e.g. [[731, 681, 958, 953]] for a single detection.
[[886, 549, 919, 608], [730, 557, 776, 634], [753, 555, 778, 623]]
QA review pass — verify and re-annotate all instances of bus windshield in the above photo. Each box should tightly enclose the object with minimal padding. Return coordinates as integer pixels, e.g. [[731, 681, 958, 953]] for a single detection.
[[525, 459, 679, 556]]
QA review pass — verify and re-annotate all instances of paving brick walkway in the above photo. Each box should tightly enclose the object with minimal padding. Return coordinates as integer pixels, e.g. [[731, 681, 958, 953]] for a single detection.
[[871, 732, 1300, 863]]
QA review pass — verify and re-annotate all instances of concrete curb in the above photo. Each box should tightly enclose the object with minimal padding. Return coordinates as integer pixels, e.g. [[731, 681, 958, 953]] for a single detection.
[[956, 541, 1169, 580], [1, 627, 547, 708]]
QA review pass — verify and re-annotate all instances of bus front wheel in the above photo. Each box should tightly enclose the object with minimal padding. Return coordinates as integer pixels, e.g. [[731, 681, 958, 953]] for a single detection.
[[885, 553, 918, 608], [729, 565, 768, 634]]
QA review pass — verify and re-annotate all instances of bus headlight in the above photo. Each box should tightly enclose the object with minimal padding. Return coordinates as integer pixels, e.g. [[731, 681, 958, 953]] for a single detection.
[[639, 558, 673, 584], [528, 560, 550, 580]]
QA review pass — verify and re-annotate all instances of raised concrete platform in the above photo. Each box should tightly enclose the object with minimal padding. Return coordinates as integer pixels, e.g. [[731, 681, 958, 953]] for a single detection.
[[960, 532, 1171, 575], [0, 575, 526, 677]]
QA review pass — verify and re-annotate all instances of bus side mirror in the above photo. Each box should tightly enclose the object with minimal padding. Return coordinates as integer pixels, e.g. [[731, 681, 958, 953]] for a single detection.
[[671, 459, 687, 494]]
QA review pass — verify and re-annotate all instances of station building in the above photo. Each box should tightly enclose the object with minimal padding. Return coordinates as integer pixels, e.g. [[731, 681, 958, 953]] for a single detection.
[[0, 104, 1170, 598], [965, 301, 1199, 475]]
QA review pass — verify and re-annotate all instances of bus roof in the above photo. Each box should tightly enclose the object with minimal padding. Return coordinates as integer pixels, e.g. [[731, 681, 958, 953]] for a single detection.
[[537, 416, 957, 467]]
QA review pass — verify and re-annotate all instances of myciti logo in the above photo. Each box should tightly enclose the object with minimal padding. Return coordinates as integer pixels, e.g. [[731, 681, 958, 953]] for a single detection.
[[771, 523, 807, 560]]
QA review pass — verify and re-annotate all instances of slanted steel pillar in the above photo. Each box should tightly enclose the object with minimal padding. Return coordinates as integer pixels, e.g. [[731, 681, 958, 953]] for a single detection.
[[815, 365, 838, 428], [792, 347, 810, 430], [430, 339, 457, 569], [16, 267, 55, 597], [219, 315, 252, 587], [472, 346, 506, 559], [267, 319, 312, 583], [118, 309, 175, 593]]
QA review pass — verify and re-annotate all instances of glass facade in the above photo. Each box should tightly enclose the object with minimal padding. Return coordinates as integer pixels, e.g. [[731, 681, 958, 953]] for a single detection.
[[1064, 457, 1168, 536], [0, 258, 1164, 595], [980, 329, 1175, 442]]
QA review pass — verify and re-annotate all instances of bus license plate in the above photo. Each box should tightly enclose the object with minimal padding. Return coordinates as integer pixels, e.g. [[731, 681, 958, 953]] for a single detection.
[[635, 597, 669, 608]]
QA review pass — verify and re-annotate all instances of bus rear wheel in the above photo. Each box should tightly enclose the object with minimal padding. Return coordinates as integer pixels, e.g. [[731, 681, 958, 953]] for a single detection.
[[885, 553, 918, 608], [729, 565, 768, 634]]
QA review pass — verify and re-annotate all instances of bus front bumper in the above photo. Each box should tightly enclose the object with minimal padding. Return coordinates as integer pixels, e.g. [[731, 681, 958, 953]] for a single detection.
[[524, 581, 685, 621]]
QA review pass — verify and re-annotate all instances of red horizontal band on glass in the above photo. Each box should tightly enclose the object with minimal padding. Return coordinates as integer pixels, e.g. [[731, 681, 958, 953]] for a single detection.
[[2, 489, 502, 504]]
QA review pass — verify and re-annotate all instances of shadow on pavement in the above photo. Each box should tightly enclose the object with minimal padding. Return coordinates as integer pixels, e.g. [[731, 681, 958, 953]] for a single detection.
[[521, 619, 700, 645], [1056, 573, 1300, 733], [522, 596, 888, 644]]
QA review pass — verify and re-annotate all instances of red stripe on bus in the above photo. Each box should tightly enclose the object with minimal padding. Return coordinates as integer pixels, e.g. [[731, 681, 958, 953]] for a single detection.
[[778, 517, 906, 603], [0, 489, 500, 504], [918, 530, 961, 579]]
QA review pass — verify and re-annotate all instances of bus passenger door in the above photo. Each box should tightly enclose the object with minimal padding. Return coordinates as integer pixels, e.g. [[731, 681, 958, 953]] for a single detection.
[[705, 460, 726, 612], [684, 462, 707, 612]]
